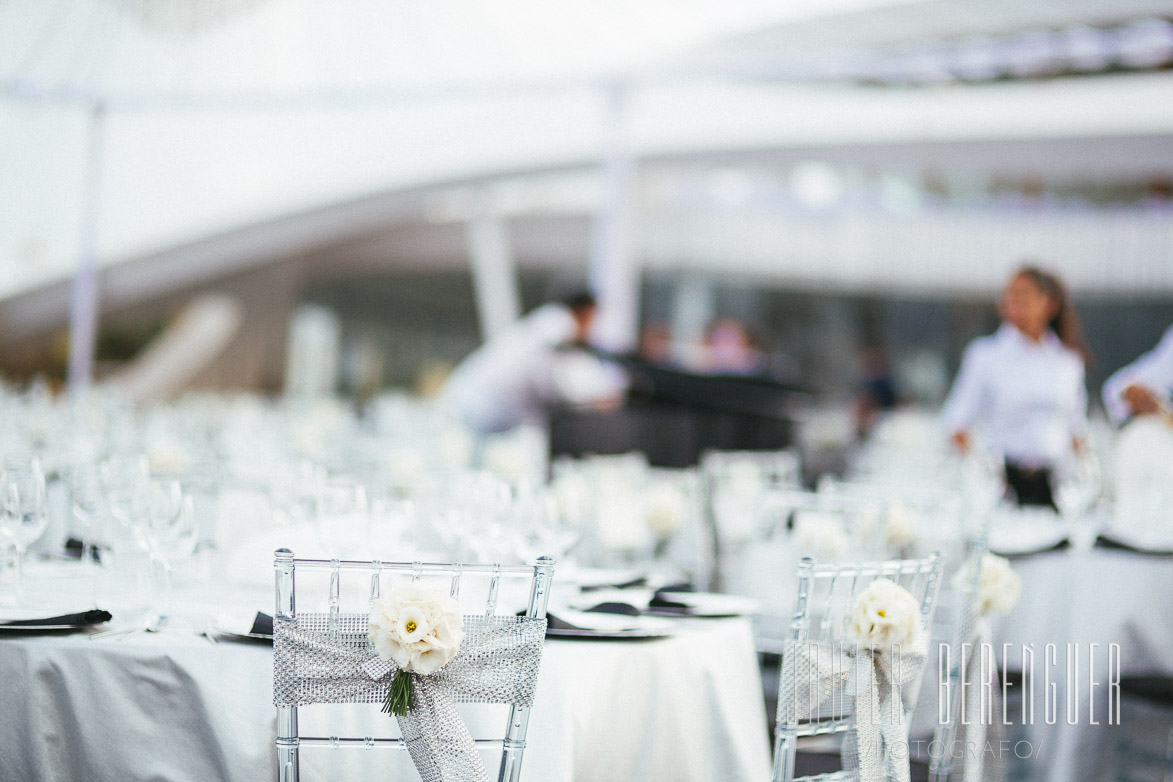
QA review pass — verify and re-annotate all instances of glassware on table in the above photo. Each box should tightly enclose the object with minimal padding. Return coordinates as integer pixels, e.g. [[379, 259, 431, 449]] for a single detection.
[[0, 457, 49, 603], [144, 483, 198, 611], [98, 454, 153, 602], [1056, 450, 1102, 520], [70, 462, 106, 567]]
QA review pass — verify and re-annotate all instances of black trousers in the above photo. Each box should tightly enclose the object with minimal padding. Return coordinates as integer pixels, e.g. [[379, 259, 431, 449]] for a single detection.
[[1004, 461, 1057, 511]]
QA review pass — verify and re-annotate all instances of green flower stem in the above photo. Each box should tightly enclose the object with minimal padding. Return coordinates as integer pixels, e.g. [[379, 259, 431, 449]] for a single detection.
[[382, 669, 415, 717]]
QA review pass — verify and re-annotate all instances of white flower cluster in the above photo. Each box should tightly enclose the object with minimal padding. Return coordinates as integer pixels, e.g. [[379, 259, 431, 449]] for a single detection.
[[368, 583, 465, 675], [847, 578, 925, 651], [884, 502, 919, 549], [644, 481, 689, 539], [974, 553, 1021, 617]]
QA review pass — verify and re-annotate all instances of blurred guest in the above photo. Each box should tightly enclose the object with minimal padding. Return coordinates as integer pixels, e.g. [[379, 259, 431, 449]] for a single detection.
[[942, 266, 1090, 509], [637, 322, 675, 365], [1102, 325, 1173, 424], [443, 291, 623, 435], [695, 319, 762, 375], [853, 345, 899, 438]]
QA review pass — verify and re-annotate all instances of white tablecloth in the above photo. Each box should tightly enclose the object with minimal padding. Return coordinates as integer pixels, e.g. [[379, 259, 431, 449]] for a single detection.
[[0, 563, 771, 782], [993, 546, 1173, 782]]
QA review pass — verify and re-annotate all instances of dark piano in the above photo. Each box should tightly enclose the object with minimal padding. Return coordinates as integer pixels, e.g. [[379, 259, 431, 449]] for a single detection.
[[548, 354, 810, 468]]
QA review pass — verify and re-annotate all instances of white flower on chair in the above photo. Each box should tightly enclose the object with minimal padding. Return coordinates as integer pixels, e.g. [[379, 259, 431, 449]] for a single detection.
[[369, 582, 465, 713], [847, 578, 925, 651]]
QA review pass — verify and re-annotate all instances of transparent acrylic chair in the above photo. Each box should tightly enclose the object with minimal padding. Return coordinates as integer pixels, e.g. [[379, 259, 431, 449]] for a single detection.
[[700, 449, 802, 591], [273, 549, 555, 782], [927, 534, 987, 782], [772, 553, 943, 782]]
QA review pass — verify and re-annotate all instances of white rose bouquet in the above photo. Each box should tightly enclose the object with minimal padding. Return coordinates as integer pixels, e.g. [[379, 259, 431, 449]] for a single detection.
[[956, 553, 1021, 617], [368, 583, 465, 715], [847, 578, 925, 651]]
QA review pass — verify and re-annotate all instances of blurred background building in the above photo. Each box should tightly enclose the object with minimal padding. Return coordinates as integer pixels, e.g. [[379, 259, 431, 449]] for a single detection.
[[2, 0, 1173, 414]]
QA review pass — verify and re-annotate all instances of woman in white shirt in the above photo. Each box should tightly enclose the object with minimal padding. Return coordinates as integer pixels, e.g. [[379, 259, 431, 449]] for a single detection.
[[942, 266, 1090, 508]]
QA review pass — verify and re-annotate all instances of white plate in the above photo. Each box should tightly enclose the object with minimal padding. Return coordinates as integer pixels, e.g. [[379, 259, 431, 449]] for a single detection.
[[211, 611, 272, 641], [546, 626, 672, 641], [546, 608, 674, 635], [650, 592, 761, 617]]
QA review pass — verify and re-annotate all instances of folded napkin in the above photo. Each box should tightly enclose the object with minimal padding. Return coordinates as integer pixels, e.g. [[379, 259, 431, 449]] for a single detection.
[[580, 576, 648, 593], [250, 612, 274, 636], [0, 609, 112, 628], [584, 602, 641, 616], [537, 609, 671, 637], [1095, 535, 1173, 557], [63, 538, 101, 563], [993, 538, 1071, 559]]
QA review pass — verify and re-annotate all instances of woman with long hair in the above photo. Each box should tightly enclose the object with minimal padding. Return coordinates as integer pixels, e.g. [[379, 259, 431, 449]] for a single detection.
[[942, 265, 1091, 509]]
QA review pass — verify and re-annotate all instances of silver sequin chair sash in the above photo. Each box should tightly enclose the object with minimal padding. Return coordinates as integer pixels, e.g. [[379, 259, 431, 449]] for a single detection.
[[274, 613, 547, 782], [787, 639, 928, 782]]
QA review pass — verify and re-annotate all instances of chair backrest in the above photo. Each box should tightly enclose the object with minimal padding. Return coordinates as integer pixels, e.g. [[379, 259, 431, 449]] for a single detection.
[[772, 553, 942, 782], [928, 534, 989, 782], [273, 549, 555, 782]]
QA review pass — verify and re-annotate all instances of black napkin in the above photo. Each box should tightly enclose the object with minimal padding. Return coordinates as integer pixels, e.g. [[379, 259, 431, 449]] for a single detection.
[[580, 576, 647, 593], [994, 538, 1071, 559], [0, 609, 112, 628], [1095, 535, 1173, 557], [584, 602, 641, 616], [63, 538, 101, 563], [646, 583, 696, 614], [544, 612, 587, 632], [249, 612, 274, 636]]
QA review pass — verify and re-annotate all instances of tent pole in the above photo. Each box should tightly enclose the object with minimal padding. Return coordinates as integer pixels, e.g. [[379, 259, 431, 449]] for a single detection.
[[67, 101, 106, 393], [588, 83, 639, 353]]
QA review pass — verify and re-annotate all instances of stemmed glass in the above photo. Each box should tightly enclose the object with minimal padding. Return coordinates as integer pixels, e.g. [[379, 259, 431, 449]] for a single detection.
[[143, 480, 196, 614], [70, 462, 106, 567], [99, 454, 152, 602], [0, 458, 49, 603]]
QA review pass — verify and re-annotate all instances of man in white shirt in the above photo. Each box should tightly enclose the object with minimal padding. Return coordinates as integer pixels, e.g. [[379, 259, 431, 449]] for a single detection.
[[1102, 325, 1173, 424], [443, 292, 624, 435]]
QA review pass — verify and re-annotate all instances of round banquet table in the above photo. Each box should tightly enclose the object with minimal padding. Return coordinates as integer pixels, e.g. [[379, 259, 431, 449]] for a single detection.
[[992, 544, 1173, 782], [0, 561, 771, 782]]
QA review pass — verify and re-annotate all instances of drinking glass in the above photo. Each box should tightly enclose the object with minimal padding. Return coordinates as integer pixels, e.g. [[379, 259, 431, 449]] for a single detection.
[[70, 463, 106, 567], [0, 458, 48, 602], [144, 482, 196, 612]]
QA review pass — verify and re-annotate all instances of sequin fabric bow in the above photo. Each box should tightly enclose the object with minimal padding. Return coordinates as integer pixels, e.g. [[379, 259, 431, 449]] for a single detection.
[[274, 613, 547, 782], [785, 638, 927, 782], [955, 618, 1006, 782]]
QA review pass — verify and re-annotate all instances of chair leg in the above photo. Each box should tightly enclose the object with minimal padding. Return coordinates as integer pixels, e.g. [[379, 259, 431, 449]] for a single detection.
[[277, 743, 299, 782], [277, 705, 299, 782]]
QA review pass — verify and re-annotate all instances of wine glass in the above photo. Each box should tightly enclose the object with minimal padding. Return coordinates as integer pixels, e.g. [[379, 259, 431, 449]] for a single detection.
[[0, 458, 48, 603], [70, 462, 106, 567], [98, 454, 152, 601], [144, 484, 197, 613]]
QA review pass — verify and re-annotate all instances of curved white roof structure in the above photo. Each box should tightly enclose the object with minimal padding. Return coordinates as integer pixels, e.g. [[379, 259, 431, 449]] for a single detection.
[[3, 0, 1173, 313]]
